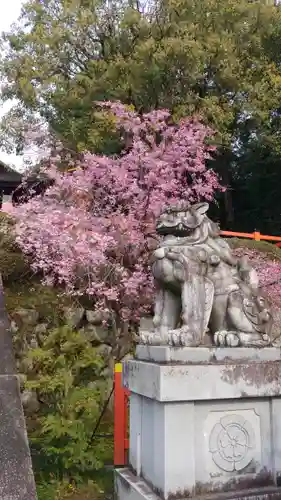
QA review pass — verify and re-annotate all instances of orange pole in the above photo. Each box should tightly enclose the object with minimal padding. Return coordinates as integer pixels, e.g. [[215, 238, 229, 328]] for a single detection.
[[260, 235, 281, 242], [220, 230, 255, 239], [124, 388, 130, 460], [114, 363, 126, 466], [220, 230, 281, 243]]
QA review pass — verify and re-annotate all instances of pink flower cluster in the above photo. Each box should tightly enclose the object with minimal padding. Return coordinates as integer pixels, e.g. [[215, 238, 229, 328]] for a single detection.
[[13, 102, 222, 324]]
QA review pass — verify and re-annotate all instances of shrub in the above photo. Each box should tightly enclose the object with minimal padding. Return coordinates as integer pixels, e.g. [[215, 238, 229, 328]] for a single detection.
[[26, 325, 113, 483]]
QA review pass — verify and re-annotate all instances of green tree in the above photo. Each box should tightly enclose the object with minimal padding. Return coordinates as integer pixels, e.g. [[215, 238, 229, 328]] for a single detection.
[[2, 0, 281, 147], [2, 0, 281, 227]]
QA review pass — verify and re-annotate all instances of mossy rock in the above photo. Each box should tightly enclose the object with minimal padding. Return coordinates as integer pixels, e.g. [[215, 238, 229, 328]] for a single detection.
[[5, 282, 73, 324], [0, 212, 32, 283], [0, 248, 31, 283], [0, 211, 18, 249]]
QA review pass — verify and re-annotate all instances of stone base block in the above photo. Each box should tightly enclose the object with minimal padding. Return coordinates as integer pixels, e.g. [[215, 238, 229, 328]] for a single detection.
[[122, 348, 281, 499], [135, 345, 281, 364], [115, 468, 281, 500]]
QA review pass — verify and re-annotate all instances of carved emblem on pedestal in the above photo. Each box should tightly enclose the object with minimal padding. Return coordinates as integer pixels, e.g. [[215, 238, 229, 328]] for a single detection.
[[209, 414, 255, 472]]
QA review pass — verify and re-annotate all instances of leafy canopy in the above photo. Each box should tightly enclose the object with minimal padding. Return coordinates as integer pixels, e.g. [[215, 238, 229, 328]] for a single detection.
[[2, 0, 281, 154]]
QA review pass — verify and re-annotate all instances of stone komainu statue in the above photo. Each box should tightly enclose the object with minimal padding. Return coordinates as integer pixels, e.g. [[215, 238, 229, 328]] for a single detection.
[[140, 202, 273, 347]]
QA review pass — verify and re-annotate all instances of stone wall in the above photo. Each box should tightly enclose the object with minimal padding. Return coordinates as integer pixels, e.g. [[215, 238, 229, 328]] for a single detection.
[[10, 305, 131, 414]]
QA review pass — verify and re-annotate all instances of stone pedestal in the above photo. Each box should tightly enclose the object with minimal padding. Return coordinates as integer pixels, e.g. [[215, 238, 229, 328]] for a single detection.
[[0, 278, 37, 499], [115, 345, 281, 500]]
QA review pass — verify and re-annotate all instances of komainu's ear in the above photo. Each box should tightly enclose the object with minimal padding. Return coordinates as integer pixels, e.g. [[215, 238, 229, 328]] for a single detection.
[[193, 202, 209, 216]]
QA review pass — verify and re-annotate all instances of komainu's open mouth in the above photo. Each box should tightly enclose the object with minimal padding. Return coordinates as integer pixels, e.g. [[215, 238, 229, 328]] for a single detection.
[[156, 222, 194, 236]]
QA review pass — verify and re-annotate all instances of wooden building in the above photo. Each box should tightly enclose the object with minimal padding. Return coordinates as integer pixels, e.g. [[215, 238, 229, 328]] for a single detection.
[[0, 161, 22, 208], [0, 162, 22, 193]]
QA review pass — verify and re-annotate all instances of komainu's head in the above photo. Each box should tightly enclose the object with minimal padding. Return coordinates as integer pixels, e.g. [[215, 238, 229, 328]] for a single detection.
[[155, 202, 220, 245], [156, 202, 216, 234]]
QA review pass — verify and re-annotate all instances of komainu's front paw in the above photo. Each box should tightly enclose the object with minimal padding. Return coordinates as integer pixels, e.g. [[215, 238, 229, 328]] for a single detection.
[[168, 328, 195, 347], [225, 332, 240, 347], [169, 330, 181, 347], [214, 330, 240, 347], [139, 330, 168, 345], [214, 330, 227, 346], [180, 332, 195, 346], [139, 331, 150, 344]]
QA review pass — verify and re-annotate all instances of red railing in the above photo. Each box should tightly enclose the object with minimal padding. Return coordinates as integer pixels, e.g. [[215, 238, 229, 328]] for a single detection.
[[220, 230, 281, 243], [114, 363, 130, 466], [113, 229, 281, 466]]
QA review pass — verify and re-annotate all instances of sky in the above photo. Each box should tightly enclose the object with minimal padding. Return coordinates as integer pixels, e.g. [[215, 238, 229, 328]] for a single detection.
[[0, 0, 25, 170], [0, 0, 23, 32]]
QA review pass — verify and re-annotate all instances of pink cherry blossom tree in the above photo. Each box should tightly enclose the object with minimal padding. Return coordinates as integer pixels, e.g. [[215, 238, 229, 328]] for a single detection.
[[12, 102, 222, 332]]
